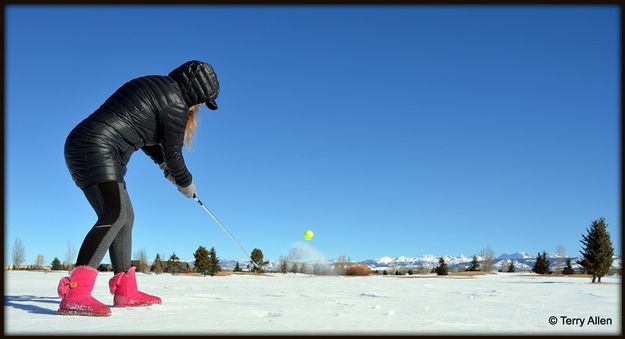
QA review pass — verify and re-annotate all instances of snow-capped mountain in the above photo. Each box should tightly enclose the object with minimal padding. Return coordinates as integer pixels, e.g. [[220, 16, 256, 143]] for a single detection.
[[359, 252, 621, 272], [496, 252, 534, 260]]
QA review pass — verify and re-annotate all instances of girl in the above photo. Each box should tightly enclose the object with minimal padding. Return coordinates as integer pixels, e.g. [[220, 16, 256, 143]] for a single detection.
[[58, 60, 220, 316]]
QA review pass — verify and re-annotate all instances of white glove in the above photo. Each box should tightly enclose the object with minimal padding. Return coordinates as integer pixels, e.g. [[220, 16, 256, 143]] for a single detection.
[[159, 163, 176, 185], [178, 180, 196, 199]]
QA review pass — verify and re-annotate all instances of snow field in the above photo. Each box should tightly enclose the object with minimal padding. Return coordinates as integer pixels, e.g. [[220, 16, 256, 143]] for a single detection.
[[4, 270, 621, 335]]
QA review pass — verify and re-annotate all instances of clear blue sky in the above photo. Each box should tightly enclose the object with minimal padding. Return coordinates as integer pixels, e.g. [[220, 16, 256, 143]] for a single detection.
[[5, 5, 620, 265]]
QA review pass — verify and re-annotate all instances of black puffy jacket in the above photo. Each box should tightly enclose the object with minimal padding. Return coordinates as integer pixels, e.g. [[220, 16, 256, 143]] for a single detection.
[[64, 60, 219, 190]]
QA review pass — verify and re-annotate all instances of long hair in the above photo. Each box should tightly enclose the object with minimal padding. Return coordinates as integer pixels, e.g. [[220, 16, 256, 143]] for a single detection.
[[184, 104, 201, 151]]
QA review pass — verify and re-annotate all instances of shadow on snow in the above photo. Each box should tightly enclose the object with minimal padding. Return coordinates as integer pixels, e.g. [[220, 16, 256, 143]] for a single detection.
[[4, 295, 60, 316]]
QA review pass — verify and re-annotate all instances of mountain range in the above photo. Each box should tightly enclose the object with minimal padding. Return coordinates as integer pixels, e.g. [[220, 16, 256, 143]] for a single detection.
[[360, 252, 622, 272]]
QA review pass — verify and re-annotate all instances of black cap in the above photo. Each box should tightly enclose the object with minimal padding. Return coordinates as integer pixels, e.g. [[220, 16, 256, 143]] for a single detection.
[[206, 98, 218, 110]]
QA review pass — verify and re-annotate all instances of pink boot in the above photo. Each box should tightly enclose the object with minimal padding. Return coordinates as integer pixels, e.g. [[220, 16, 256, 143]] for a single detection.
[[57, 265, 111, 316], [109, 266, 161, 307]]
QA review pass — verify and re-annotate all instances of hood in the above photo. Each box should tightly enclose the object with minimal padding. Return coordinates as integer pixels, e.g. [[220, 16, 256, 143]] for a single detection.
[[168, 60, 219, 110]]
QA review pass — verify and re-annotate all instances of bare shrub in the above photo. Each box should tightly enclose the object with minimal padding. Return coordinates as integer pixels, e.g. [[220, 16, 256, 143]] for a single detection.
[[64, 241, 76, 272], [414, 265, 431, 274], [34, 254, 45, 270], [480, 246, 495, 272], [11, 238, 25, 269], [345, 264, 371, 276], [134, 248, 149, 273]]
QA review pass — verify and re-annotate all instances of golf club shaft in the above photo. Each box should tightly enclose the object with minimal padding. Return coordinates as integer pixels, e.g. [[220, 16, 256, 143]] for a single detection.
[[193, 194, 259, 268]]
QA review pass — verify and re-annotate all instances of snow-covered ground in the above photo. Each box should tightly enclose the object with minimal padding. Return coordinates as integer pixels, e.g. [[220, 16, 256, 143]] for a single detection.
[[4, 270, 621, 335]]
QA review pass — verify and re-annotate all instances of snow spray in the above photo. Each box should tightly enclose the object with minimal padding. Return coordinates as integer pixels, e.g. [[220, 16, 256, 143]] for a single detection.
[[287, 241, 332, 274]]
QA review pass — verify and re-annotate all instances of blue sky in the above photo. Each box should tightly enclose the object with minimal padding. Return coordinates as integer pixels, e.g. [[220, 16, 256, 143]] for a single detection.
[[5, 5, 621, 265]]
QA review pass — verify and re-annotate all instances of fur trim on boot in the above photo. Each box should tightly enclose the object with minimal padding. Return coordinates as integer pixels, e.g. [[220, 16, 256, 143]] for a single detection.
[[57, 265, 111, 316], [109, 266, 161, 307]]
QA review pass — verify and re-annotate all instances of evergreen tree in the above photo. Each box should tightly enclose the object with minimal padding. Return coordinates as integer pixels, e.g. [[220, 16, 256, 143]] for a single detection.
[[193, 246, 210, 274], [233, 262, 241, 272], [208, 247, 221, 276], [51, 257, 62, 271], [407, 269, 413, 275], [578, 217, 615, 283], [151, 253, 164, 274], [532, 251, 551, 274], [562, 258, 575, 275], [435, 257, 448, 275], [383, 270, 388, 275], [250, 248, 269, 273], [466, 255, 480, 271], [531, 253, 541, 274], [507, 261, 516, 273], [395, 270, 400, 275], [168, 252, 180, 274]]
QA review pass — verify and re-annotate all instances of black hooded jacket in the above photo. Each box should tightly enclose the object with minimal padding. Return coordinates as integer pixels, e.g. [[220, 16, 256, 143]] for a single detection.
[[64, 60, 219, 190]]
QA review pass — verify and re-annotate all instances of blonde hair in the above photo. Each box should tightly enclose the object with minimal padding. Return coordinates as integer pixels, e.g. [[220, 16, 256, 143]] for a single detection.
[[184, 104, 201, 151]]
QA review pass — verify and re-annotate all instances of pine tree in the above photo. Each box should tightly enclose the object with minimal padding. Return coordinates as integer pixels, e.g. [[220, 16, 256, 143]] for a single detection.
[[250, 248, 269, 273], [578, 217, 615, 283], [562, 258, 575, 275], [532, 253, 542, 274], [383, 270, 388, 275], [436, 257, 448, 275], [208, 247, 221, 276], [51, 257, 62, 270], [466, 255, 480, 271], [168, 252, 180, 274], [151, 253, 164, 274], [532, 251, 551, 274], [407, 269, 413, 275], [233, 262, 241, 272], [507, 261, 516, 273], [193, 246, 210, 274]]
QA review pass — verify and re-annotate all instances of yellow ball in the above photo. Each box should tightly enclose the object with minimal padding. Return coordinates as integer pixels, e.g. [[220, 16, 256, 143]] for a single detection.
[[304, 230, 314, 241]]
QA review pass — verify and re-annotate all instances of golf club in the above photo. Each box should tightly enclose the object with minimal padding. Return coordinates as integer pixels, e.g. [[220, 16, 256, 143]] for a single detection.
[[192, 194, 259, 269]]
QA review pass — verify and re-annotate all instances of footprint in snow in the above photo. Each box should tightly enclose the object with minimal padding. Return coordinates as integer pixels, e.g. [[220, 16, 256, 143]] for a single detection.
[[254, 310, 283, 318], [360, 292, 389, 298], [265, 292, 286, 297]]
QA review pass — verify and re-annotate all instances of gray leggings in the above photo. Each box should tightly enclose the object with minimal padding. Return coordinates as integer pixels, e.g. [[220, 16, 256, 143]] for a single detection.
[[75, 181, 134, 274]]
